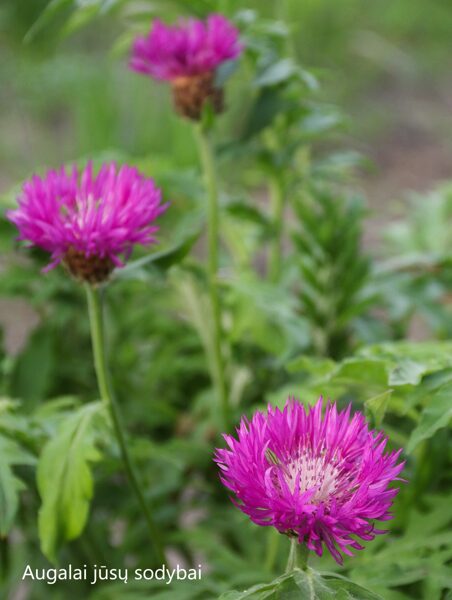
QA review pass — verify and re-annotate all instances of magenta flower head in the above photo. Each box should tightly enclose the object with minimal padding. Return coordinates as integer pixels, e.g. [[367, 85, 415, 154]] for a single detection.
[[130, 14, 242, 120], [215, 398, 404, 564], [7, 162, 168, 284]]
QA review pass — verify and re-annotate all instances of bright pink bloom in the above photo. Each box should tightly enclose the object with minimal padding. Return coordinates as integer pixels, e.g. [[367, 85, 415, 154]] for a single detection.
[[129, 14, 242, 81], [215, 398, 404, 564], [7, 162, 168, 271]]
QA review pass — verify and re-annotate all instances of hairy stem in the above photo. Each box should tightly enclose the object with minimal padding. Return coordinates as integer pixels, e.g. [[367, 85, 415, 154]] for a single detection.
[[85, 284, 167, 566], [194, 124, 229, 429], [286, 537, 309, 572]]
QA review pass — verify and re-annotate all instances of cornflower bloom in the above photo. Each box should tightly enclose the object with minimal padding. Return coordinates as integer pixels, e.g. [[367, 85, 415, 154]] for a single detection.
[[7, 162, 167, 284], [130, 14, 242, 120], [215, 398, 404, 564]]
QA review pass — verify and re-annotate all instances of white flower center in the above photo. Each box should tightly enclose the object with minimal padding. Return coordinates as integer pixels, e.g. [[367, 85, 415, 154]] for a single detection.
[[285, 453, 340, 502]]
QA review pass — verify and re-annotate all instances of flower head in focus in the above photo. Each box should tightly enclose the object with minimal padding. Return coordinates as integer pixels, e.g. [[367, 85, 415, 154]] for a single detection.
[[7, 162, 168, 284], [130, 14, 242, 120], [215, 398, 404, 564]]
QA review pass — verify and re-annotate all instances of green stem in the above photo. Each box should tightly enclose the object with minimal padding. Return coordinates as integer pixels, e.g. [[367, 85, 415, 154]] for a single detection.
[[278, 0, 296, 57], [268, 174, 285, 282], [193, 124, 229, 429], [265, 528, 281, 572], [299, 543, 309, 571], [0, 536, 9, 581], [285, 537, 309, 573], [85, 284, 167, 566]]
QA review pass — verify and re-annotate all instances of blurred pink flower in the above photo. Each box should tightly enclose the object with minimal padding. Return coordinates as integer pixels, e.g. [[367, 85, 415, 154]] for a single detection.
[[7, 162, 168, 282], [129, 14, 242, 82], [215, 398, 404, 564]]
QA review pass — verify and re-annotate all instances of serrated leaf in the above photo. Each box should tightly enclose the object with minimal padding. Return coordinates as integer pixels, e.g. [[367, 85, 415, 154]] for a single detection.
[[220, 568, 382, 599], [406, 384, 452, 453], [37, 402, 106, 562]]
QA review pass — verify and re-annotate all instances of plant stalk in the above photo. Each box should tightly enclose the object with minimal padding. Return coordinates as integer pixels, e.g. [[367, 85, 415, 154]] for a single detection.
[[85, 284, 167, 566], [278, 0, 296, 57], [265, 528, 281, 572], [285, 537, 309, 572], [194, 124, 229, 429], [268, 174, 285, 282]]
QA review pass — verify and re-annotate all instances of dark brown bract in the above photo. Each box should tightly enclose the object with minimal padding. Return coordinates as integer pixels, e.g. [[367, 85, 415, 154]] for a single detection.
[[172, 72, 224, 121], [63, 247, 115, 284]]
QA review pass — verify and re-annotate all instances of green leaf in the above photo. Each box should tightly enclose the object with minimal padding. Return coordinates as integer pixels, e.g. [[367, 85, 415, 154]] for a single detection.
[[286, 355, 337, 377], [215, 59, 240, 86], [242, 88, 289, 139], [365, 390, 393, 427], [37, 402, 106, 562], [0, 458, 25, 537], [10, 325, 55, 407], [0, 433, 35, 536], [406, 383, 452, 453], [115, 231, 201, 280], [220, 568, 383, 599], [389, 359, 436, 386], [175, 273, 216, 378], [0, 433, 36, 467], [225, 202, 272, 232], [24, 0, 73, 42], [360, 341, 452, 373], [333, 358, 389, 386], [60, 4, 99, 37], [254, 58, 298, 88], [298, 108, 343, 137]]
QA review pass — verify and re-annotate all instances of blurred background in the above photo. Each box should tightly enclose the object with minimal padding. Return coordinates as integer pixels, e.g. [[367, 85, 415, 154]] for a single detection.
[[2, 0, 452, 208], [2, 0, 452, 352]]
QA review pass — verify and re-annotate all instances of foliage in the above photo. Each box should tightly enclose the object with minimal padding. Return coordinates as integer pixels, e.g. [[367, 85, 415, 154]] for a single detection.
[[0, 0, 451, 599], [220, 568, 383, 599]]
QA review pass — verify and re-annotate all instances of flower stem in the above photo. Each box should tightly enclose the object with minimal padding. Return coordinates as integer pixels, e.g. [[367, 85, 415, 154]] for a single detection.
[[85, 284, 167, 566], [278, 0, 296, 58], [268, 174, 285, 282], [285, 537, 309, 573], [193, 123, 229, 429], [265, 528, 281, 572]]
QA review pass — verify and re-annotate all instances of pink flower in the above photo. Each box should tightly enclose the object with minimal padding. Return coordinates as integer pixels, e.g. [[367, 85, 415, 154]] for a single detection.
[[7, 162, 168, 282], [215, 398, 404, 564], [130, 14, 242, 82]]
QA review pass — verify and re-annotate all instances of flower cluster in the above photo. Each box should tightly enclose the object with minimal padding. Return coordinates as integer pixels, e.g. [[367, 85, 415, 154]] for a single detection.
[[7, 162, 167, 283], [130, 14, 242, 120], [215, 398, 404, 563]]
